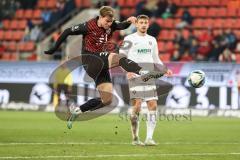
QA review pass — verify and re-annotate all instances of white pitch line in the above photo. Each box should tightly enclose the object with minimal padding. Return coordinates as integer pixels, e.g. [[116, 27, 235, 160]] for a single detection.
[[0, 142, 240, 146], [0, 153, 240, 159]]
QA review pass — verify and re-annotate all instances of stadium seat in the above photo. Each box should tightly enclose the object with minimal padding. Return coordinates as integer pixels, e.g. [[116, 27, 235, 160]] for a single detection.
[[227, 9, 237, 17], [33, 9, 42, 19], [7, 42, 17, 52], [203, 18, 214, 28], [9, 20, 18, 30], [189, 8, 198, 17], [1, 53, 11, 61], [158, 30, 169, 40], [193, 19, 204, 28], [218, 8, 227, 17], [208, 8, 218, 17], [24, 10, 33, 19], [223, 19, 235, 29], [236, 54, 240, 63], [11, 52, 18, 61], [159, 53, 170, 62], [166, 41, 174, 51], [209, 0, 220, 7], [46, 0, 56, 9], [2, 20, 10, 29], [4, 31, 12, 41], [175, 8, 183, 18], [18, 20, 27, 30], [0, 30, 4, 41], [197, 8, 207, 17], [25, 42, 35, 52], [158, 41, 165, 52], [213, 19, 223, 28], [37, 0, 46, 8], [163, 19, 174, 28], [12, 31, 24, 41], [15, 10, 24, 19]]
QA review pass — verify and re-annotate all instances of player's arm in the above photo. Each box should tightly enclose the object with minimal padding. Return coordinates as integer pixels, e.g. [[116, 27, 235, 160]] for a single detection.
[[153, 39, 172, 76], [112, 16, 136, 30], [44, 23, 87, 55]]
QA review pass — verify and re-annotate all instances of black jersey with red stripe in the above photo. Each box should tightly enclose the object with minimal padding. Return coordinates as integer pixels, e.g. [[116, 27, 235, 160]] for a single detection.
[[70, 17, 131, 53]]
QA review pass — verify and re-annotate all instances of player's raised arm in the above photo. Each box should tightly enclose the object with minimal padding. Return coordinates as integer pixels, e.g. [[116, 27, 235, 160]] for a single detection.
[[112, 16, 136, 30], [44, 23, 87, 55]]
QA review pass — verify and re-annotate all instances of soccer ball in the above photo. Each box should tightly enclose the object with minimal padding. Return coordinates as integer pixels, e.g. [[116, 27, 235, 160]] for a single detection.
[[188, 70, 205, 88]]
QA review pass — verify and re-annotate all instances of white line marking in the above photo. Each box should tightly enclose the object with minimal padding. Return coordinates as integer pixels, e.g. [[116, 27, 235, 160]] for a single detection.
[[0, 142, 240, 146], [0, 153, 240, 159]]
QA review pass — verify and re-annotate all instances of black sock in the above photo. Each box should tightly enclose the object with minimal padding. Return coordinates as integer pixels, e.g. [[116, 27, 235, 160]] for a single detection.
[[79, 98, 105, 112], [119, 57, 142, 75]]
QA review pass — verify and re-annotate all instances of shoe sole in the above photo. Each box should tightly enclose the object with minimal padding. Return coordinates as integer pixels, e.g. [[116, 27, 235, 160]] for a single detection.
[[141, 71, 165, 82]]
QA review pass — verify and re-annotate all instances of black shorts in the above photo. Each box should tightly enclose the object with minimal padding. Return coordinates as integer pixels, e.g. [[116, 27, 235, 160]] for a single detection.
[[82, 51, 111, 86]]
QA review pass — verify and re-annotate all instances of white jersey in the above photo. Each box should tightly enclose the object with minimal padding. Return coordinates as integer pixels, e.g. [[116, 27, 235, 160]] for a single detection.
[[120, 32, 163, 101], [119, 32, 163, 71]]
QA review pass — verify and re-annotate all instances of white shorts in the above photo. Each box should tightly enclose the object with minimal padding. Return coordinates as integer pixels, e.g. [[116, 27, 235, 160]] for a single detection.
[[128, 77, 158, 102]]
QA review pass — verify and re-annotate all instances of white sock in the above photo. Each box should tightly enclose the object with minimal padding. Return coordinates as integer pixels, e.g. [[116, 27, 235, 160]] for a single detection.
[[146, 111, 157, 140], [130, 113, 139, 140]]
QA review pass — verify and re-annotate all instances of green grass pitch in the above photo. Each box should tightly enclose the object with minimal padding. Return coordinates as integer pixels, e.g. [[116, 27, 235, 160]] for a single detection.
[[0, 110, 240, 160]]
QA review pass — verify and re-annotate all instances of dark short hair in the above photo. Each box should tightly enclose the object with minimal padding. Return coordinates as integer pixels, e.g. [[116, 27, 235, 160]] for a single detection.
[[99, 6, 114, 18], [137, 15, 149, 21]]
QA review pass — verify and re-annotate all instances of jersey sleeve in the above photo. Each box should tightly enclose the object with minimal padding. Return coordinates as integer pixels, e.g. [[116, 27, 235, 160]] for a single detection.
[[70, 23, 87, 35], [112, 20, 131, 31], [119, 36, 131, 56]]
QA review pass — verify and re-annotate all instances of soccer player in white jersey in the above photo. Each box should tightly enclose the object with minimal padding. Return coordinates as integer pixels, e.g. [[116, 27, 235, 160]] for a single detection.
[[120, 15, 172, 146]]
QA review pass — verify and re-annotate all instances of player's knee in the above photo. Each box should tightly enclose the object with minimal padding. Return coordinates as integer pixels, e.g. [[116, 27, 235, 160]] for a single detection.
[[147, 101, 157, 110], [102, 96, 113, 106]]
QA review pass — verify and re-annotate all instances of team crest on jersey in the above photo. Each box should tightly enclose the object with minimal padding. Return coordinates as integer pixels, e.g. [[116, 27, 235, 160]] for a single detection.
[[106, 28, 111, 35]]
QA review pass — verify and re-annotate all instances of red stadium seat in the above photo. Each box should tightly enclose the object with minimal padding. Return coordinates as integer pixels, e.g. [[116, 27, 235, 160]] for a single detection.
[[166, 41, 174, 51], [236, 54, 240, 63], [193, 19, 203, 28], [197, 8, 207, 17], [209, 0, 220, 6], [33, 9, 42, 19], [82, 0, 92, 7], [159, 53, 170, 62], [9, 20, 18, 30], [163, 19, 174, 28], [156, 18, 164, 26], [203, 18, 214, 28], [1, 53, 11, 61], [213, 19, 223, 29], [218, 8, 227, 17], [0, 30, 4, 41], [227, 9, 237, 17], [189, 8, 198, 17], [25, 42, 35, 52], [46, 0, 56, 9], [158, 30, 169, 40], [11, 52, 18, 61], [37, 0, 46, 8], [208, 8, 218, 17], [4, 31, 12, 41], [15, 10, 24, 19], [2, 20, 10, 29], [175, 8, 183, 18], [24, 10, 33, 19], [12, 31, 24, 41], [158, 41, 165, 52], [7, 42, 17, 52], [18, 20, 27, 30], [223, 19, 236, 29]]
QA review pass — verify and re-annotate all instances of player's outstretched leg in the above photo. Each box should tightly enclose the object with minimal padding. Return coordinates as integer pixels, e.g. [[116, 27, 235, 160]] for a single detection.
[[67, 83, 113, 129], [108, 53, 167, 82]]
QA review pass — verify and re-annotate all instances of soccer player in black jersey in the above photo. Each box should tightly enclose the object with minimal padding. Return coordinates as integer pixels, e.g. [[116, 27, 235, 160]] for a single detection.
[[44, 6, 167, 129]]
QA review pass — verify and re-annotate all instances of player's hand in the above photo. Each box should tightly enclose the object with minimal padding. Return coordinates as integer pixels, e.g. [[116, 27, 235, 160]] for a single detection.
[[165, 69, 173, 77], [127, 72, 137, 79], [44, 48, 56, 55], [127, 16, 137, 24]]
